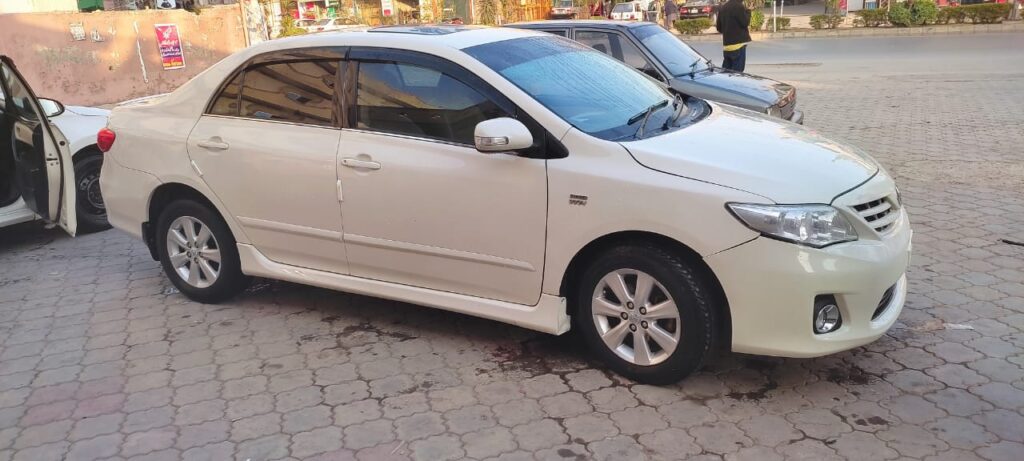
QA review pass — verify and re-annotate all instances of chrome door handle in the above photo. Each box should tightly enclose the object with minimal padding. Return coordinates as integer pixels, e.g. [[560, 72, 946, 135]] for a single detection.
[[197, 138, 230, 150], [341, 158, 381, 170]]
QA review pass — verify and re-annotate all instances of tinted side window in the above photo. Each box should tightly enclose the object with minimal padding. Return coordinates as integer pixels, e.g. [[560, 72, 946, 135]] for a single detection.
[[576, 31, 660, 80], [355, 62, 507, 145], [238, 60, 339, 127], [541, 29, 568, 37], [208, 72, 242, 117]]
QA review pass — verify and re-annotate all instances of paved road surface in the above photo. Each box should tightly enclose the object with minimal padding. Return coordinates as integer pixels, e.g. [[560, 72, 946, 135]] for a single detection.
[[1, 33, 1022, 461]]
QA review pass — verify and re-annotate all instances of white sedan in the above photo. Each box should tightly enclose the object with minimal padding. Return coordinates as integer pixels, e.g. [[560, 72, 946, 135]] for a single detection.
[[100, 26, 911, 383], [1, 56, 110, 235]]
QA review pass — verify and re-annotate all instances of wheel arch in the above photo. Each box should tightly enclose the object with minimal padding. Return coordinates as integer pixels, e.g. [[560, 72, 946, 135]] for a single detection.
[[72, 144, 102, 160], [143, 182, 226, 261], [558, 230, 732, 351]]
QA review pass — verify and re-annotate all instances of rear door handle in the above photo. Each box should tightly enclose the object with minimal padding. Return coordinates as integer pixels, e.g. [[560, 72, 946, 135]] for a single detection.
[[197, 138, 230, 150], [341, 158, 381, 170]]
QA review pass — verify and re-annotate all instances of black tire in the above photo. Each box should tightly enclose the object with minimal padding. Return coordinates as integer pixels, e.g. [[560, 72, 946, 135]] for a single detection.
[[156, 199, 249, 303], [73, 152, 111, 233], [572, 244, 716, 384]]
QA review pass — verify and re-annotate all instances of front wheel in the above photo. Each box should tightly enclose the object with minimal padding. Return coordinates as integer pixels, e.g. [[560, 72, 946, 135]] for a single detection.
[[156, 200, 249, 303], [73, 153, 111, 233], [573, 244, 717, 384]]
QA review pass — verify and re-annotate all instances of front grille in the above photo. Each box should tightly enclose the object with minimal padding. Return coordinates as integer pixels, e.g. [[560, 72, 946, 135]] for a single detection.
[[853, 197, 898, 233], [872, 284, 897, 320]]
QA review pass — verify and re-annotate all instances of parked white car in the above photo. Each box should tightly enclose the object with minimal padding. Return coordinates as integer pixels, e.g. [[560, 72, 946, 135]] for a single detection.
[[1, 56, 110, 235], [100, 27, 911, 383], [309, 17, 364, 32]]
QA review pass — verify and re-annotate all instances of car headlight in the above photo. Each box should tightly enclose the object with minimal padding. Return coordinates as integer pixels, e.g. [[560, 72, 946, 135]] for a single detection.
[[728, 203, 858, 248]]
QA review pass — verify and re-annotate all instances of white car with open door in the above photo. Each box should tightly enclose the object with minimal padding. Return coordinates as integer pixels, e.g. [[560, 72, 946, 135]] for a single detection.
[[0, 56, 78, 236], [101, 27, 911, 384]]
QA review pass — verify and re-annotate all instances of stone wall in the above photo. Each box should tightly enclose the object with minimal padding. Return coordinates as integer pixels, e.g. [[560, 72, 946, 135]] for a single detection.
[[0, 5, 248, 106]]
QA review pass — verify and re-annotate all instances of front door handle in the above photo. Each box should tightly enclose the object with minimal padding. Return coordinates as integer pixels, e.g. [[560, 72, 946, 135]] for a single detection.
[[197, 138, 230, 150], [341, 157, 381, 170]]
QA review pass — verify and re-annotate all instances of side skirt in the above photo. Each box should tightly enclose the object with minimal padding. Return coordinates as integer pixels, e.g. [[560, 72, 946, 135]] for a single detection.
[[237, 244, 571, 335]]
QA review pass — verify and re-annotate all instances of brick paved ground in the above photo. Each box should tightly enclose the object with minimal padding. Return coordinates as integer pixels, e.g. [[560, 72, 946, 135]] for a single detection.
[[2, 35, 1023, 461]]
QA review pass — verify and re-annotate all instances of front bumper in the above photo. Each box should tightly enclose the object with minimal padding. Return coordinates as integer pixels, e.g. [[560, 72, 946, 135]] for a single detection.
[[705, 206, 912, 358]]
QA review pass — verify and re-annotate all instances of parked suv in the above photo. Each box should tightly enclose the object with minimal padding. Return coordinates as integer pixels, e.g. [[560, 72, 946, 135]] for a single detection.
[[101, 26, 909, 383], [509, 20, 802, 123], [549, 0, 580, 19]]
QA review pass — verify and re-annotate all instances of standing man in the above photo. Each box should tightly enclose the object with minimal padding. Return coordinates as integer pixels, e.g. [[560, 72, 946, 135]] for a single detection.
[[663, 0, 679, 30], [715, 0, 751, 72]]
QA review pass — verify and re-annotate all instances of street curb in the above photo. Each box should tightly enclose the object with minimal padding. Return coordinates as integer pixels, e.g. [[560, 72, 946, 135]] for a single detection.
[[675, 20, 1024, 41]]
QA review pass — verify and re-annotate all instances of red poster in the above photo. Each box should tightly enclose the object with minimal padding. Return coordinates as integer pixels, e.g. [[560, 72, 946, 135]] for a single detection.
[[155, 24, 185, 70]]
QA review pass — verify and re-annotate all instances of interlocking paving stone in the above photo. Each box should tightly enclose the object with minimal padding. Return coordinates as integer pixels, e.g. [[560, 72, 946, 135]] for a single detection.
[[2, 34, 1024, 461]]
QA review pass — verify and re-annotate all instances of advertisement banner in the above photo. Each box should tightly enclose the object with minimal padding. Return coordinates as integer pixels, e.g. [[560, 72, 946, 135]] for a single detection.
[[381, 0, 395, 16], [154, 24, 185, 70]]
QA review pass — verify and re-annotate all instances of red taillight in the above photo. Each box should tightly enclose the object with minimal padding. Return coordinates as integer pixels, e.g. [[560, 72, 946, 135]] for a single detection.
[[97, 128, 116, 152], [703, 6, 711, 12]]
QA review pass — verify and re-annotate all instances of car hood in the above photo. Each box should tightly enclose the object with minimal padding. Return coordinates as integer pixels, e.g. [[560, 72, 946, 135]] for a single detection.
[[621, 104, 878, 204], [65, 105, 110, 117], [671, 68, 793, 109]]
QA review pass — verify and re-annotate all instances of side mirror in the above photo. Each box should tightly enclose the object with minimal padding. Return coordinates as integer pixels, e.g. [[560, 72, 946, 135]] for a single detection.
[[39, 98, 65, 118], [474, 117, 534, 154]]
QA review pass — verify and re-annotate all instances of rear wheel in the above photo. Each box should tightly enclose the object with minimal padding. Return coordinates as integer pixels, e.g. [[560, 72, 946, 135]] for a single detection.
[[73, 152, 110, 233], [573, 244, 716, 384], [156, 199, 249, 303]]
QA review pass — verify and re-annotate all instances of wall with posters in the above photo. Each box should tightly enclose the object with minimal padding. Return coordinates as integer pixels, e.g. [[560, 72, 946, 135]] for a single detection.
[[0, 5, 247, 106]]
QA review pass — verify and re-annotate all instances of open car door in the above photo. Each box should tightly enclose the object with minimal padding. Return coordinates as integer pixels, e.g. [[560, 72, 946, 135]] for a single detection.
[[0, 56, 76, 236]]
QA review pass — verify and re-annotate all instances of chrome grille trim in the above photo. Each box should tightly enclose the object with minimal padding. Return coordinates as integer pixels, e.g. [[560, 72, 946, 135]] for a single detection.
[[852, 196, 899, 234]]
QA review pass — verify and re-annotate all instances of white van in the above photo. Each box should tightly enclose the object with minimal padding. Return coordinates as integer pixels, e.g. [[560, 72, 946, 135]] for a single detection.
[[611, 1, 653, 20]]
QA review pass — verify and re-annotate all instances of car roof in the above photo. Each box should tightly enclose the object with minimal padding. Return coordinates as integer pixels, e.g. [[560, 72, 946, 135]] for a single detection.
[[509, 20, 652, 30], [242, 25, 545, 55]]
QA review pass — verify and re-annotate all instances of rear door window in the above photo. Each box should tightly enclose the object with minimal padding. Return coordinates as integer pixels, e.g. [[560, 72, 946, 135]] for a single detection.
[[237, 60, 339, 127], [540, 29, 568, 37]]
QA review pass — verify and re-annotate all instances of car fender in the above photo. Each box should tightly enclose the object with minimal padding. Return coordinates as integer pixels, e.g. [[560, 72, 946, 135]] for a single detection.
[[50, 106, 110, 160], [541, 128, 763, 296]]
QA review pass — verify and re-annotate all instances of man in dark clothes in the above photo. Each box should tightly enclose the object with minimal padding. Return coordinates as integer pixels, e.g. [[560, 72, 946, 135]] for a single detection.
[[715, 0, 752, 72]]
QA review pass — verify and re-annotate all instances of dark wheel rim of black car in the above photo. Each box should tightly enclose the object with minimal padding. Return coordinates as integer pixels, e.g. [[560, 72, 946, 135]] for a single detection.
[[77, 156, 105, 218]]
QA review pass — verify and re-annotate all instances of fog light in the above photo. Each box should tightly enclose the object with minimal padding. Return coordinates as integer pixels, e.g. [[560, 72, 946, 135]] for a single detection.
[[814, 303, 841, 334]]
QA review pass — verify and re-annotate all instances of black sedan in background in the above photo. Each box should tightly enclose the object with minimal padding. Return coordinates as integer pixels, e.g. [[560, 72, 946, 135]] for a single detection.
[[507, 20, 803, 124], [680, 0, 723, 22]]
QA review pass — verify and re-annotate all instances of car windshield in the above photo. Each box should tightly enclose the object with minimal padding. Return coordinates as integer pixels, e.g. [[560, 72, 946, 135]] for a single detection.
[[612, 3, 633, 12], [464, 36, 675, 140], [555, 0, 573, 6], [633, 24, 710, 76]]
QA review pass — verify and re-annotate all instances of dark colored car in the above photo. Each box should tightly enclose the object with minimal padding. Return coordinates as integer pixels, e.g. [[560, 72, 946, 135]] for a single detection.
[[508, 20, 802, 124], [680, 0, 723, 22]]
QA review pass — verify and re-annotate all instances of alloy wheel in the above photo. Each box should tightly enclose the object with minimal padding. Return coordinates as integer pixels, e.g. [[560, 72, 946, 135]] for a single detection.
[[166, 215, 221, 288], [591, 269, 681, 366]]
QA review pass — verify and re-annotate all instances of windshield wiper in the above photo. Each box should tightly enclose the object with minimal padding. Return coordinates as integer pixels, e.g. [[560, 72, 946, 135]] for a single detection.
[[628, 99, 669, 139], [687, 58, 708, 78], [661, 94, 687, 131]]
